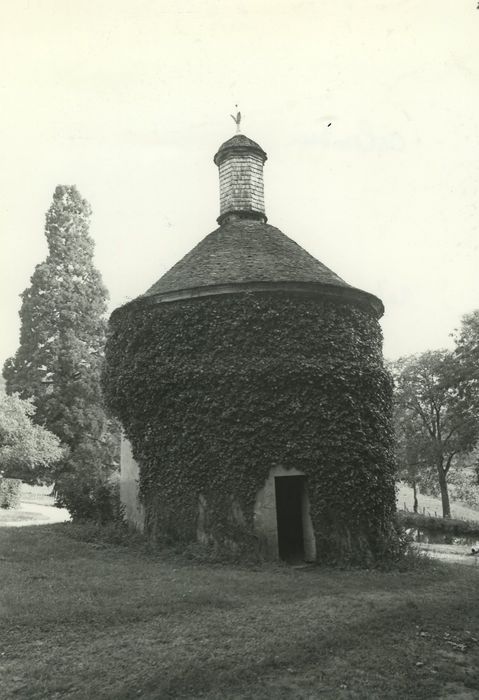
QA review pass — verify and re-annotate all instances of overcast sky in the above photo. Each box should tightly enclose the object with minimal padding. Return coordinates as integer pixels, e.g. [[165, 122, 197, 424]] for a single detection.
[[1, 0, 478, 365]]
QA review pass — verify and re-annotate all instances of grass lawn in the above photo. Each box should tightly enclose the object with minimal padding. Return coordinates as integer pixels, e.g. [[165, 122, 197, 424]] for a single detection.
[[397, 482, 479, 522], [1, 525, 479, 699]]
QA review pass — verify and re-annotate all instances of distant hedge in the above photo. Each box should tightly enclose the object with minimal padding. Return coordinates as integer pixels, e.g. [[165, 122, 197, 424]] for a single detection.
[[0, 478, 22, 509], [104, 292, 400, 566], [397, 511, 479, 537]]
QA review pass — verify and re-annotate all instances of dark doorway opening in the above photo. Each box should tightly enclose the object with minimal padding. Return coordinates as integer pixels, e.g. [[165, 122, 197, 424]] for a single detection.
[[275, 476, 305, 562]]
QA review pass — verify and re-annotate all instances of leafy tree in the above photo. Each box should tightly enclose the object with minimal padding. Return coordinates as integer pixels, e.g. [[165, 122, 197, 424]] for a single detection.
[[3, 185, 119, 517], [448, 459, 479, 510], [0, 392, 64, 485], [454, 309, 479, 375], [391, 350, 479, 518], [394, 404, 430, 513], [454, 309, 479, 482]]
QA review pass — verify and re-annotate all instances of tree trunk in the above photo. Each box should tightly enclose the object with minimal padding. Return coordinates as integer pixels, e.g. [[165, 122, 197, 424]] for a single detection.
[[412, 480, 418, 514], [437, 465, 451, 518]]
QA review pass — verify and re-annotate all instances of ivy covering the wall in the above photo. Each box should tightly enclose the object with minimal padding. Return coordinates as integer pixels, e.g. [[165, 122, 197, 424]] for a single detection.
[[103, 292, 399, 565]]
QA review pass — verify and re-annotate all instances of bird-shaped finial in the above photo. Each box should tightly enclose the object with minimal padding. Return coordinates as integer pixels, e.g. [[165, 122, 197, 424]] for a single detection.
[[230, 105, 242, 133]]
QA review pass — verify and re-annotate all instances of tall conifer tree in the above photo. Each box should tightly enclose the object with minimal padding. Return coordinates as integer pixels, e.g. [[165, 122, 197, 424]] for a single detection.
[[3, 185, 118, 517]]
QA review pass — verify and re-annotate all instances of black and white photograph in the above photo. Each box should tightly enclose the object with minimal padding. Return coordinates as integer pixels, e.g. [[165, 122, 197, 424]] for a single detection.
[[1, 2, 479, 698]]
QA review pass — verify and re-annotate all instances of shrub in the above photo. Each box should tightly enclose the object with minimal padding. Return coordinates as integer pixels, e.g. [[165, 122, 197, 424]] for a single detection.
[[51, 434, 121, 523], [0, 478, 22, 509], [396, 511, 479, 537], [54, 468, 122, 524]]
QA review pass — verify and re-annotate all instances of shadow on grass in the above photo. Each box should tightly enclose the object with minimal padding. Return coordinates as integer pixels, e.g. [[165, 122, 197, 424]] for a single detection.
[[2, 525, 479, 699], [114, 590, 479, 700]]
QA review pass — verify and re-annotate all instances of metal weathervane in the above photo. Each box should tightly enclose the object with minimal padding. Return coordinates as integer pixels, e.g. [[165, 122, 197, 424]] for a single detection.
[[230, 105, 242, 133]]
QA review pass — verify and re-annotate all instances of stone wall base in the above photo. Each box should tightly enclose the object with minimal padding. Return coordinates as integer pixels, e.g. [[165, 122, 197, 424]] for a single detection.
[[120, 437, 145, 532], [120, 441, 316, 561]]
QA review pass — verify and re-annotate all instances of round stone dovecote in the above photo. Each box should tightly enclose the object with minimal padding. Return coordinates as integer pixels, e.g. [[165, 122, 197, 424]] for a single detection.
[[103, 129, 398, 566]]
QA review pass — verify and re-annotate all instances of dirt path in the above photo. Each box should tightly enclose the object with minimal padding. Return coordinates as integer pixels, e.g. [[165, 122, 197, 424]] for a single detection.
[[0, 502, 70, 527]]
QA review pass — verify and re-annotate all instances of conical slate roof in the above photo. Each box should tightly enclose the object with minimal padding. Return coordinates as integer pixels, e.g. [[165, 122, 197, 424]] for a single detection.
[[146, 220, 346, 295], [140, 219, 383, 316]]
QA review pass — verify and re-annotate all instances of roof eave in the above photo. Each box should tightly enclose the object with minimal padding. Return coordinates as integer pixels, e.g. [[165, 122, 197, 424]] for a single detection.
[[115, 281, 384, 319]]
